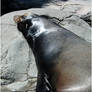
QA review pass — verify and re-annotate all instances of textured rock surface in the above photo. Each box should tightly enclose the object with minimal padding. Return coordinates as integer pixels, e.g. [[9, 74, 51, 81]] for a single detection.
[[1, 1, 91, 92], [1, 9, 37, 92], [59, 15, 91, 42]]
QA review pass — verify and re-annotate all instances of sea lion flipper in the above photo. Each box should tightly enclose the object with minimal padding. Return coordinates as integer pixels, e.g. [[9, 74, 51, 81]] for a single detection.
[[36, 72, 52, 92]]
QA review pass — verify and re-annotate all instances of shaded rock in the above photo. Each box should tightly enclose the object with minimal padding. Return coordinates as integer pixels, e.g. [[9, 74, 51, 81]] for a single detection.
[[80, 12, 92, 26], [1, 78, 37, 92], [0, 77, 14, 86]]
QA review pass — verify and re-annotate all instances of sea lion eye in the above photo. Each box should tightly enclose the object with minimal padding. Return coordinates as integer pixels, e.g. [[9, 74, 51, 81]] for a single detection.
[[24, 19, 33, 29], [17, 19, 33, 32], [26, 24, 29, 29]]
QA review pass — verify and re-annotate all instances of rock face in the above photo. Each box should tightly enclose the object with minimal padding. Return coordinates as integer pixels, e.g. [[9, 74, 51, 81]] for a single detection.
[[1, 10, 37, 92], [1, 1, 91, 92]]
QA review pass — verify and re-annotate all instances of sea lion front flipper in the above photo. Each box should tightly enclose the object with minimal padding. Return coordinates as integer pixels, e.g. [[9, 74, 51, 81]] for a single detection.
[[36, 72, 52, 92]]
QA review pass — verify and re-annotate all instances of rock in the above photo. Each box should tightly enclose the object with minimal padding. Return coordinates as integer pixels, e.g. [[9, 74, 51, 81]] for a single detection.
[[59, 15, 91, 42], [1, 86, 11, 92], [1, 1, 91, 91], [80, 12, 92, 26], [1, 78, 37, 92], [1, 11, 38, 86], [6, 81, 29, 91], [6, 78, 36, 92]]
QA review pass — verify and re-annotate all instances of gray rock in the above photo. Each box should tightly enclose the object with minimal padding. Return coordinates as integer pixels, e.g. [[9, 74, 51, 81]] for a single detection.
[[1, 14, 37, 85], [6, 78, 36, 92], [59, 15, 91, 42], [1, 78, 37, 92], [80, 12, 92, 26], [1, 86, 11, 92]]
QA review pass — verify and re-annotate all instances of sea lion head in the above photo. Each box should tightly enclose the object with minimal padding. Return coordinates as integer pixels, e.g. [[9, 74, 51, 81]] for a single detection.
[[14, 13, 49, 38]]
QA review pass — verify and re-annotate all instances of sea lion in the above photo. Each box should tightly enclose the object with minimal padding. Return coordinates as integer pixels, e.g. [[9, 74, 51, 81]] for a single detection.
[[14, 14, 91, 92]]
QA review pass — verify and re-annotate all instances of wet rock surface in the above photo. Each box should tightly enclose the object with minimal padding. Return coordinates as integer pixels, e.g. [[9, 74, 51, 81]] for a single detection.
[[1, 1, 91, 92]]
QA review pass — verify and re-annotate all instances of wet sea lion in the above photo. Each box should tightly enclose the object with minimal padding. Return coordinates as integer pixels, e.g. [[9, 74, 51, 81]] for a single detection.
[[14, 14, 91, 92]]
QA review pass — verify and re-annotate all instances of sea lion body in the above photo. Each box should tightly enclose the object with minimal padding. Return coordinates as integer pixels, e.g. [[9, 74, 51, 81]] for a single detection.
[[14, 14, 91, 92]]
